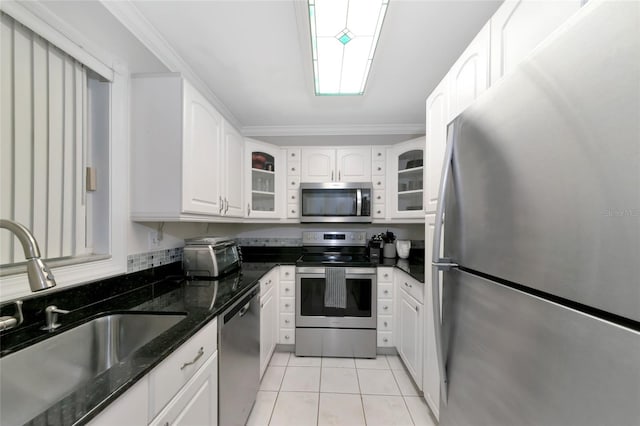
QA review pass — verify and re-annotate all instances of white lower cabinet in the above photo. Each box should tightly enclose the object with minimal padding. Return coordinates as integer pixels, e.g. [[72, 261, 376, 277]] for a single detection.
[[89, 318, 219, 426], [377, 267, 394, 348], [278, 266, 296, 344], [149, 353, 218, 426], [260, 282, 277, 379], [398, 287, 424, 390], [395, 270, 424, 390]]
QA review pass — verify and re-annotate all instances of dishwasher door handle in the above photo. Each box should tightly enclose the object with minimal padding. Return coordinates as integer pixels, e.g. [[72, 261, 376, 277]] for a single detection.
[[238, 302, 251, 317]]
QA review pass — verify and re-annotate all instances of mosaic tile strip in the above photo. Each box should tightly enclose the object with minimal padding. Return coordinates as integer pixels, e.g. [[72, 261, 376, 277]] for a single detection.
[[235, 238, 303, 247], [127, 247, 183, 273]]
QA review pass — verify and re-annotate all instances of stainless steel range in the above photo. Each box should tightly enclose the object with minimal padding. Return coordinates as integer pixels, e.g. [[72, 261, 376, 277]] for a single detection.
[[295, 231, 377, 358]]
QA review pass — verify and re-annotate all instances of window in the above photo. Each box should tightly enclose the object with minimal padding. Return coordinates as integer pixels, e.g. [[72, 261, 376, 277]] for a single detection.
[[0, 13, 110, 273]]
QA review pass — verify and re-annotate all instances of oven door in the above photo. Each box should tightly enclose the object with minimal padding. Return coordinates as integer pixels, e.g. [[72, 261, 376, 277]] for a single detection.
[[296, 267, 377, 328]]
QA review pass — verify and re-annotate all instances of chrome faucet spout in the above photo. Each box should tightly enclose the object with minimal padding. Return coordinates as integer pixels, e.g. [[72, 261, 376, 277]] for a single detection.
[[0, 219, 56, 292]]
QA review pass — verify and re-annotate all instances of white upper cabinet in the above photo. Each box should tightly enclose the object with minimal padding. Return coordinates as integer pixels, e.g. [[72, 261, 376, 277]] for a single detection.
[[425, 75, 449, 214], [300, 147, 371, 183], [448, 23, 490, 121], [132, 74, 236, 220], [490, 0, 583, 85], [221, 122, 244, 217], [300, 148, 335, 182], [388, 138, 424, 219], [245, 138, 283, 219]]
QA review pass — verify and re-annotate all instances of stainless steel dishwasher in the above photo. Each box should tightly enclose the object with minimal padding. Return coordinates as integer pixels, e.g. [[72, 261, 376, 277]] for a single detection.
[[218, 284, 260, 426]]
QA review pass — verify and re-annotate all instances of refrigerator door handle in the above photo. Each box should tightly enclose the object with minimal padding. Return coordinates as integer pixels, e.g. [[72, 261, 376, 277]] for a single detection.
[[431, 120, 458, 405]]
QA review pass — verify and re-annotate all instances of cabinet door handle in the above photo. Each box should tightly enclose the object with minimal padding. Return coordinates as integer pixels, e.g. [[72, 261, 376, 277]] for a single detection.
[[383, 337, 388, 343], [377, 166, 382, 171], [285, 319, 290, 324], [384, 290, 389, 295], [285, 271, 290, 276], [415, 305, 419, 312], [219, 196, 224, 213], [285, 303, 290, 308], [377, 152, 382, 157], [383, 305, 388, 310], [285, 288, 290, 292], [247, 203, 251, 216], [291, 167, 296, 172], [284, 335, 290, 340], [224, 197, 229, 214], [331, 171, 334, 181], [180, 347, 204, 370], [338, 170, 341, 181], [384, 321, 388, 327]]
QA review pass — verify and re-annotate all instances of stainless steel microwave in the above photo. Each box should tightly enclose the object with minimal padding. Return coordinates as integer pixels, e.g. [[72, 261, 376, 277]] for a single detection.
[[300, 182, 372, 223]]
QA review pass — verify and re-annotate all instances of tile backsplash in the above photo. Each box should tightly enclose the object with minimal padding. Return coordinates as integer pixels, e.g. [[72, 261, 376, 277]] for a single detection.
[[127, 247, 183, 273]]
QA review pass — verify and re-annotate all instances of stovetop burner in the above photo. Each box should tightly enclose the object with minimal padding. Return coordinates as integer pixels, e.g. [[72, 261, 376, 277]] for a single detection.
[[296, 230, 375, 267]]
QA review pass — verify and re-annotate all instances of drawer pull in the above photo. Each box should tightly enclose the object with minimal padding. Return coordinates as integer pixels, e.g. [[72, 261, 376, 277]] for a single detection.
[[285, 288, 290, 292], [164, 422, 169, 426], [180, 347, 204, 370], [285, 303, 290, 308], [285, 319, 290, 324], [383, 337, 388, 343], [383, 305, 388, 310], [284, 335, 290, 340], [384, 273, 389, 278], [384, 290, 389, 295], [285, 271, 290, 276], [384, 321, 388, 327]]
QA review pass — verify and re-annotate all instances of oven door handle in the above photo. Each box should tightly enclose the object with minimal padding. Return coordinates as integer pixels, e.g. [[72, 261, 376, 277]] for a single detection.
[[356, 189, 362, 216]]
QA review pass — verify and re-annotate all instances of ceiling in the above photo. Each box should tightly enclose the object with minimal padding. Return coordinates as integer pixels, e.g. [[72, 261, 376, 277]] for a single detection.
[[128, 0, 502, 138]]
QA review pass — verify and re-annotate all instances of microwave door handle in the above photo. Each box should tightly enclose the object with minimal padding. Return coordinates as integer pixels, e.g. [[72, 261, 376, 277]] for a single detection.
[[356, 189, 362, 216]]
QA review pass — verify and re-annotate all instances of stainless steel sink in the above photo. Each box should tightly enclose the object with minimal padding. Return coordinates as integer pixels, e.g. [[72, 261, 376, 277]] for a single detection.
[[0, 312, 186, 426]]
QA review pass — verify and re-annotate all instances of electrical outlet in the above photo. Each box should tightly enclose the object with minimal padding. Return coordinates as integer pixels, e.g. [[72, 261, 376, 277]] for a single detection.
[[148, 230, 160, 249]]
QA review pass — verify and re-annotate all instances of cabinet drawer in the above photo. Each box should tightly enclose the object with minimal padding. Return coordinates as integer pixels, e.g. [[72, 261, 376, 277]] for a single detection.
[[287, 148, 301, 162], [400, 278, 424, 304], [378, 283, 393, 300], [287, 204, 299, 218], [149, 318, 218, 418], [377, 268, 394, 283], [287, 190, 299, 205], [373, 204, 385, 218], [280, 328, 295, 344], [149, 352, 217, 426], [279, 266, 295, 281], [279, 313, 295, 328], [280, 281, 295, 297], [373, 190, 385, 204], [260, 274, 276, 295], [372, 148, 386, 162], [373, 177, 385, 190], [288, 176, 300, 189], [377, 331, 393, 347], [288, 161, 300, 176], [372, 161, 385, 176], [378, 299, 393, 316], [280, 297, 295, 313], [377, 315, 393, 332]]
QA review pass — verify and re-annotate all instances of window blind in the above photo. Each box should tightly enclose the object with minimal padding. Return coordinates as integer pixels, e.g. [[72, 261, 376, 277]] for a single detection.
[[1, 12, 88, 264]]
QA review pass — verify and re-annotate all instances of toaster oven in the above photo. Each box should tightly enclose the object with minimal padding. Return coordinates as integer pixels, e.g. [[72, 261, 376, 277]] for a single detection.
[[183, 237, 241, 278]]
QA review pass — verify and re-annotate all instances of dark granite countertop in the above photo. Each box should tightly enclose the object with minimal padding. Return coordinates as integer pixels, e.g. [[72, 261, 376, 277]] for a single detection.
[[378, 257, 426, 283], [0, 248, 423, 425], [0, 262, 277, 426]]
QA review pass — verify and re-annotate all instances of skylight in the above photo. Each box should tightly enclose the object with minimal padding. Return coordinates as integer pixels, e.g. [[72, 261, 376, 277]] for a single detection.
[[309, 0, 389, 96]]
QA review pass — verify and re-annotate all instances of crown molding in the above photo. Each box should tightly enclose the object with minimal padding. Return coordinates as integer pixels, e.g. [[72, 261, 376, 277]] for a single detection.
[[100, 0, 242, 130], [242, 123, 425, 137]]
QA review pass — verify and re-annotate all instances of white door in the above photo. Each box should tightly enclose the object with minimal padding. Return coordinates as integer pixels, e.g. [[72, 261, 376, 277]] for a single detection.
[[424, 213, 440, 419], [425, 76, 449, 214], [245, 138, 281, 218], [336, 148, 371, 182], [260, 288, 276, 378], [448, 23, 490, 121], [150, 353, 218, 426], [490, 0, 582, 85], [398, 289, 423, 387], [182, 82, 223, 215], [223, 122, 244, 217], [300, 148, 335, 182]]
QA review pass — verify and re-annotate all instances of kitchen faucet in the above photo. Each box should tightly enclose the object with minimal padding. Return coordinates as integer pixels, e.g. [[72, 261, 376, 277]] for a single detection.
[[0, 219, 56, 291]]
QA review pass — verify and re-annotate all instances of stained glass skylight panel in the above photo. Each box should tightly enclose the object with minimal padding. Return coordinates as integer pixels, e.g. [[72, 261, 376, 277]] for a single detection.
[[308, 0, 389, 95]]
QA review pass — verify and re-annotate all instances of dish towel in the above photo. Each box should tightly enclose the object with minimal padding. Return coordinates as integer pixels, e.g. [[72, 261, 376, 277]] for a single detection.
[[324, 267, 347, 309]]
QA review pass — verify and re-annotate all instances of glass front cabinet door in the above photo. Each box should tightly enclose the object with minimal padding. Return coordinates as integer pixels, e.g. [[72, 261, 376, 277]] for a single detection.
[[389, 137, 425, 218], [245, 138, 283, 218]]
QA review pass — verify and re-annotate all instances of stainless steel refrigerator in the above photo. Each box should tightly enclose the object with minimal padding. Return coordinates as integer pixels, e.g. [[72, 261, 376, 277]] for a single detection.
[[431, 1, 640, 425]]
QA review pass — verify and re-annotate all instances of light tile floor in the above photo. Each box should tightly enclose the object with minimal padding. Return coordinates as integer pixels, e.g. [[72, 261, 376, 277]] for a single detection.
[[247, 352, 438, 426]]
